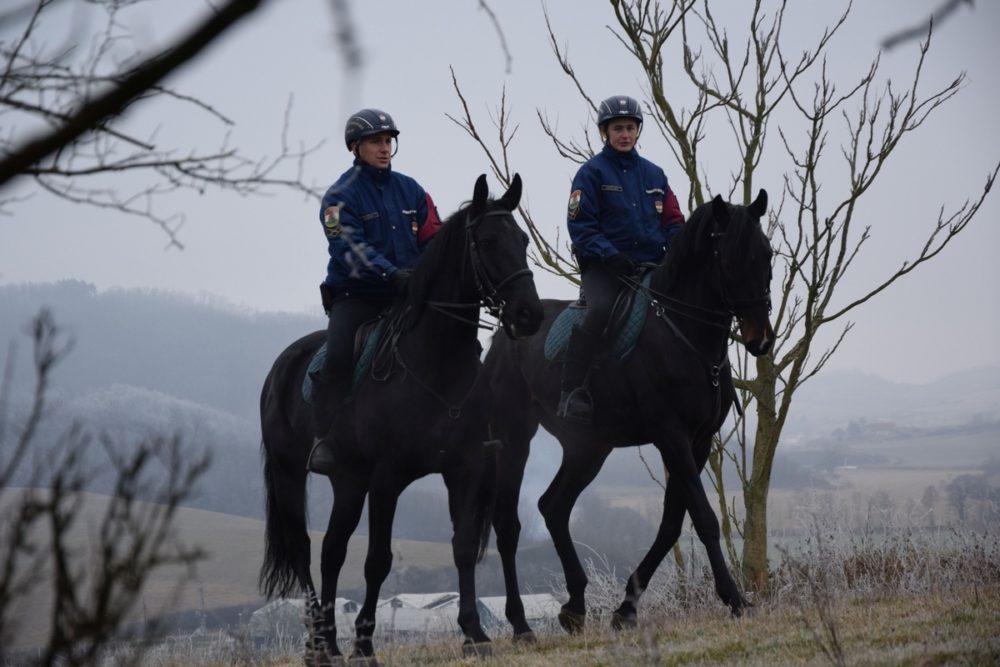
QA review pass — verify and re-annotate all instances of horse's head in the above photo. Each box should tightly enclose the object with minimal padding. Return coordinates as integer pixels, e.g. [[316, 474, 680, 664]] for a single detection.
[[708, 189, 775, 357], [464, 174, 543, 340]]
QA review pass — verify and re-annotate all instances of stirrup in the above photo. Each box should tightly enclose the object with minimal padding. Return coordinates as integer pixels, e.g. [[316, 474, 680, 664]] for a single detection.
[[556, 387, 593, 423], [306, 437, 337, 475]]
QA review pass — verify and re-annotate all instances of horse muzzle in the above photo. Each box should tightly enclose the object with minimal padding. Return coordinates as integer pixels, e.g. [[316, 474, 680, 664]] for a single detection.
[[739, 317, 775, 357], [501, 297, 543, 340]]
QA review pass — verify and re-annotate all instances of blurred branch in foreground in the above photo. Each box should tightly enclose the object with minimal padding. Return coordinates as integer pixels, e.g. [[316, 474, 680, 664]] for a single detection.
[[0, 309, 210, 666]]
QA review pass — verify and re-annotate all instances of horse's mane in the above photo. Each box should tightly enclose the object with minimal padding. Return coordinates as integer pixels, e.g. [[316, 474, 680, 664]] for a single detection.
[[404, 198, 476, 310], [659, 196, 767, 290]]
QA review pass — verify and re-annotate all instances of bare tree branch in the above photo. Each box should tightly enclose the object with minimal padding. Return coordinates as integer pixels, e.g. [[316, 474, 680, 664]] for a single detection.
[[0, 0, 269, 188]]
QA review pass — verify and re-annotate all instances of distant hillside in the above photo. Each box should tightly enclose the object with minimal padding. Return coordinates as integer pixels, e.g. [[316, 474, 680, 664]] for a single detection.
[[0, 489, 456, 652], [0, 280, 324, 421], [785, 366, 1000, 438]]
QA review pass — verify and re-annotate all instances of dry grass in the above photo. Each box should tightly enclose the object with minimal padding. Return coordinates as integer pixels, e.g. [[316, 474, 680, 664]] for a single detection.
[[297, 585, 996, 667], [128, 522, 1000, 667]]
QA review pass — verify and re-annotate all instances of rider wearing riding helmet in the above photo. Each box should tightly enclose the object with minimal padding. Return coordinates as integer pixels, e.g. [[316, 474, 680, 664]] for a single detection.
[[308, 108, 441, 474], [558, 95, 685, 423]]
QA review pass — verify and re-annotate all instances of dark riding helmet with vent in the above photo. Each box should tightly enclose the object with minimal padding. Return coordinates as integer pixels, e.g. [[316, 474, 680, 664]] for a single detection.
[[344, 108, 399, 151], [596, 95, 643, 130]]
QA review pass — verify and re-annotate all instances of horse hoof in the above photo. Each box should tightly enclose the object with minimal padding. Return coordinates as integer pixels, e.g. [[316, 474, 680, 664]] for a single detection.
[[347, 654, 378, 667], [558, 606, 586, 634], [513, 630, 537, 644], [730, 596, 753, 618], [462, 640, 493, 659], [611, 610, 637, 631], [305, 648, 344, 667]]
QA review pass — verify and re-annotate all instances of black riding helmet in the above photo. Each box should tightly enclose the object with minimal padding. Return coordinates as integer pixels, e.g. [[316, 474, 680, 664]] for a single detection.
[[596, 95, 643, 130], [344, 108, 399, 151]]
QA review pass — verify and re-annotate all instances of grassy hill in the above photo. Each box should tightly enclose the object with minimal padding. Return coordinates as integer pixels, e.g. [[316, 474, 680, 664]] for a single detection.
[[338, 586, 999, 666], [1, 489, 455, 651]]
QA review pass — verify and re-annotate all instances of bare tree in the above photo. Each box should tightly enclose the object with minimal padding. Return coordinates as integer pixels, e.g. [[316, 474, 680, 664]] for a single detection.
[[0, 0, 322, 248], [453, 0, 998, 593]]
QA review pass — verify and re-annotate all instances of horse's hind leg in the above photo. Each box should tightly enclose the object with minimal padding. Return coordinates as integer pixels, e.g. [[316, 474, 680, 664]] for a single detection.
[[311, 474, 367, 662], [538, 442, 612, 633], [351, 472, 405, 660], [612, 469, 686, 629]]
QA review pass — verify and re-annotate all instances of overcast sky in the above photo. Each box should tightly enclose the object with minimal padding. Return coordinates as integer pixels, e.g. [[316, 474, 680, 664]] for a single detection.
[[2, 0, 998, 385]]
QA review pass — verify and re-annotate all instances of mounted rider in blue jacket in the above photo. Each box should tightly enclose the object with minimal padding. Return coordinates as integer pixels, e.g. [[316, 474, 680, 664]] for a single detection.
[[558, 95, 685, 423], [308, 108, 441, 474]]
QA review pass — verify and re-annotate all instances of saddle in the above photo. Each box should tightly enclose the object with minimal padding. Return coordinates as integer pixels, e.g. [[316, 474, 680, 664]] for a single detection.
[[301, 317, 387, 404], [543, 272, 653, 362]]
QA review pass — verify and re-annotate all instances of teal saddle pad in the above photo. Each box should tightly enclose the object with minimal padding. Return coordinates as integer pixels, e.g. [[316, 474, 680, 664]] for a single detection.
[[543, 274, 652, 362], [302, 319, 386, 404]]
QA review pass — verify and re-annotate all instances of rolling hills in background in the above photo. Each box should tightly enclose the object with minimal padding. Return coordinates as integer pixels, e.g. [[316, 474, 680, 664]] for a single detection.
[[3, 280, 998, 519]]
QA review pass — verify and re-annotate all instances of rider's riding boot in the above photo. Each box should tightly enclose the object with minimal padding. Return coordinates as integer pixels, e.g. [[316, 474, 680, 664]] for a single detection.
[[306, 371, 350, 475], [556, 325, 599, 423]]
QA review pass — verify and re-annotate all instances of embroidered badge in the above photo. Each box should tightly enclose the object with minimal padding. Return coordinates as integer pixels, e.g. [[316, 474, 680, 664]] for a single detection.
[[568, 190, 582, 220], [600, 184, 623, 192], [655, 199, 663, 216], [323, 205, 341, 238], [401, 209, 419, 235]]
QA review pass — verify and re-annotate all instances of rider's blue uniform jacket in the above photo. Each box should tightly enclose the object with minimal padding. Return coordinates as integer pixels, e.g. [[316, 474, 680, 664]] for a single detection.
[[320, 160, 440, 298], [567, 144, 682, 264]]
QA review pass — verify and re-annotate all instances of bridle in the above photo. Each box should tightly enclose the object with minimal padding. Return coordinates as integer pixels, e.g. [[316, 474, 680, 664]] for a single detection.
[[373, 207, 534, 419], [427, 208, 533, 329], [626, 222, 771, 390]]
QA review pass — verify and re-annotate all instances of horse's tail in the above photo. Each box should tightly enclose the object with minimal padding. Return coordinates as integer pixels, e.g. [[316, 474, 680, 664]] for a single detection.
[[258, 372, 311, 599], [474, 440, 499, 563]]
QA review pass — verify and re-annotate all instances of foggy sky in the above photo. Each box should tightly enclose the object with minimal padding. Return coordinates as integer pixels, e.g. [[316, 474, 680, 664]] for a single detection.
[[2, 0, 998, 384]]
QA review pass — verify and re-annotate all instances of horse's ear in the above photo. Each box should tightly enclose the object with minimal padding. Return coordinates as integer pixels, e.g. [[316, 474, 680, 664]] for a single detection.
[[711, 194, 729, 228], [472, 174, 489, 214], [497, 173, 522, 212], [748, 189, 768, 220]]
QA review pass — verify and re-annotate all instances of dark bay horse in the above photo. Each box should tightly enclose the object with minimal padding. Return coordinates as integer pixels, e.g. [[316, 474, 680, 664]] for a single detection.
[[259, 174, 542, 663], [484, 191, 774, 637]]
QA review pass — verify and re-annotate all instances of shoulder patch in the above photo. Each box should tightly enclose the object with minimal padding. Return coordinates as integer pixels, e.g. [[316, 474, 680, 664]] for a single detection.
[[568, 189, 582, 220], [323, 205, 341, 238]]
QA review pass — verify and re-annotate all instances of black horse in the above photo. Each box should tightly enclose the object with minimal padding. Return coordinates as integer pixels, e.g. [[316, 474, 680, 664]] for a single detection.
[[259, 174, 542, 664], [484, 191, 774, 637]]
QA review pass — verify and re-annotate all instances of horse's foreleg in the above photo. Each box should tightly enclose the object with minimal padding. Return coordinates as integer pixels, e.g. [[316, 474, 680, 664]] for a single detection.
[[661, 439, 749, 616], [538, 446, 610, 633], [446, 466, 492, 652], [612, 473, 686, 630], [493, 436, 534, 641], [312, 475, 367, 661], [352, 473, 403, 660]]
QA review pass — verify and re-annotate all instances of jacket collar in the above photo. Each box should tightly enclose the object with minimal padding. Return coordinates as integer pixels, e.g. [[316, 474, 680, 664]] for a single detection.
[[601, 143, 639, 167], [354, 158, 392, 184]]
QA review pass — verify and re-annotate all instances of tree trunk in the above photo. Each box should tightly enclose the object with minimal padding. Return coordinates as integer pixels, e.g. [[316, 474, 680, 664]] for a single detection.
[[741, 358, 781, 593]]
